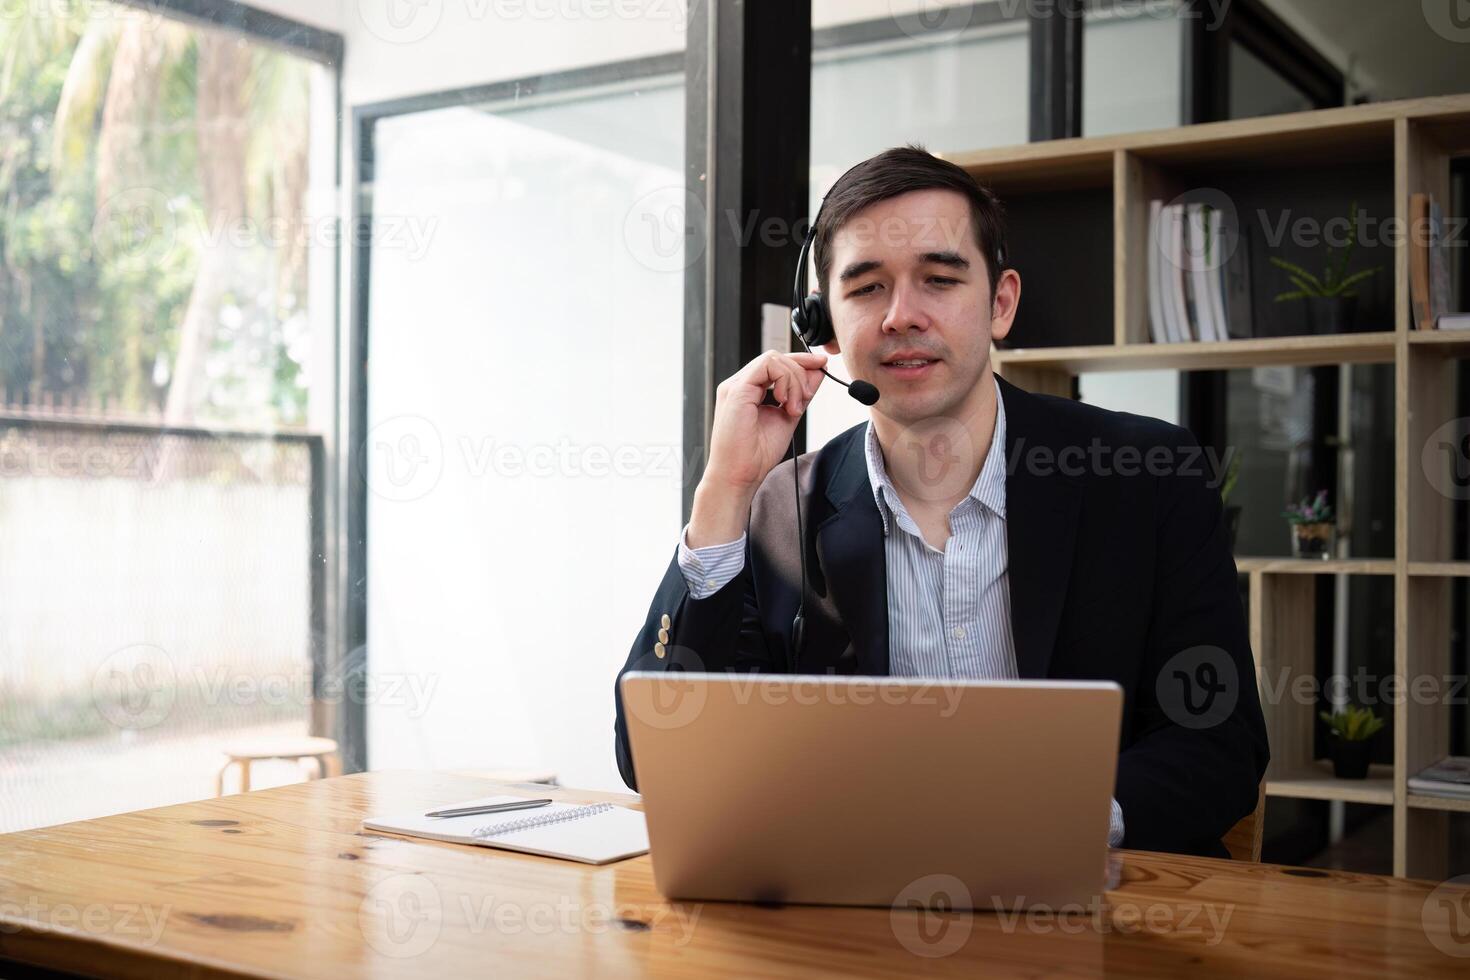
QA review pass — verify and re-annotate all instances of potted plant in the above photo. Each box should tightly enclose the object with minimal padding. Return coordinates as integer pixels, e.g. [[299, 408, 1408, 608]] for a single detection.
[[1269, 201, 1382, 334], [1283, 489, 1335, 559], [1220, 451, 1242, 551], [1319, 705, 1384, 779]]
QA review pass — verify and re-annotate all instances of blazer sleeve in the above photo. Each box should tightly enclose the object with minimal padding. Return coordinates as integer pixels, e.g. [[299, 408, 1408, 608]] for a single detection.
[[612, 534, 779, 790], [1113, 429, 1271, 856]]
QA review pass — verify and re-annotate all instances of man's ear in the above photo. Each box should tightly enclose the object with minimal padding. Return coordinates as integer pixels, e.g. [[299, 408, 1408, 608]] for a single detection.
[[989, 269, 1021, 344], [822, 337, 842, 356]]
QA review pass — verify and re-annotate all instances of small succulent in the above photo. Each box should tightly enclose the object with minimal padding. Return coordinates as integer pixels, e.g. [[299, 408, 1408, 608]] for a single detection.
[[1270, 202, 1382, 300], [1282, 489, 1332, 525], [1319, 705, 1384, 742]]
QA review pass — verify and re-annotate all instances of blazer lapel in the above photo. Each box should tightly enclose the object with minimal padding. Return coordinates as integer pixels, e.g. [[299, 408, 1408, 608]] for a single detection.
[[813, 430, 889, 676], [997, 376, 1082, 679]]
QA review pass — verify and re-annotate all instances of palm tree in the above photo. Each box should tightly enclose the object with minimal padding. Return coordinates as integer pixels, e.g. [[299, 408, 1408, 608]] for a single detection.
[[8, 2, 312, 426]]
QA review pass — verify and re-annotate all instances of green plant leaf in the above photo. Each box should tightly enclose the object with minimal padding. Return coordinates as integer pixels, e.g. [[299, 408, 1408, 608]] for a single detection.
[[1274, 290, 1310, 302], [1268, 256, 1317, 282]]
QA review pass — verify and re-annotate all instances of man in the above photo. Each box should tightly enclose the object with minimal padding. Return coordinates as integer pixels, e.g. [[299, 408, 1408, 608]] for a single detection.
[[613, 145, 1268, 859]]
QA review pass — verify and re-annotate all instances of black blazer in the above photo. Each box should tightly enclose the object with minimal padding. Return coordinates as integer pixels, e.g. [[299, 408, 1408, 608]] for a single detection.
[[613, 375, 1269, 858]]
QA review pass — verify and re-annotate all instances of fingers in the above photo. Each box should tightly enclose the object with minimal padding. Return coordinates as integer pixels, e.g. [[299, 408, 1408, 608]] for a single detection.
[[736, 350, 824, 416]]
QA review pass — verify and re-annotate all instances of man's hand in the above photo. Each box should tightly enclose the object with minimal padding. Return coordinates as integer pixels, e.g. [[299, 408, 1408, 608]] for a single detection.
[[688, 350, 828, 548]]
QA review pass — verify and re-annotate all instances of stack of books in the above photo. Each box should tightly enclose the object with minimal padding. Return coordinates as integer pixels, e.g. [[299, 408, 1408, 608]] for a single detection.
[[1147, 201, 1255, 344], [1408, 756, 1470, 799], [1410, 192, 1470, 331]]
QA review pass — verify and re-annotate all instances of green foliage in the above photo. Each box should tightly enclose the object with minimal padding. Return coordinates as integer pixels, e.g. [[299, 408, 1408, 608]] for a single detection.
[[0, 7, 313, 425], [1319, 705, 1385, 742], [1220, 450, 1242, 503], [1270, 201, 1382, 301], [1282, 489, 1333, 525]]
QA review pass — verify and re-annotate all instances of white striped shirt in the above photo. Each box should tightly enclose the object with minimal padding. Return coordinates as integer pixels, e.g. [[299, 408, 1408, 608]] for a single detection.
[[677, 378, 1125, 846]]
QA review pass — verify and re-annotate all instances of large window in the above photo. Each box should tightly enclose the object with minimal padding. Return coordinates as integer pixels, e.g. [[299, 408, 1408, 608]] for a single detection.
[[358, 61, 684, 791], [0, 3, 339, 831]]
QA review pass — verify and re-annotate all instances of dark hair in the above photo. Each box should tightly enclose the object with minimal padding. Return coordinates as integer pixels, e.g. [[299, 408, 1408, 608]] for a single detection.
[[812, 143, 1007, 300]]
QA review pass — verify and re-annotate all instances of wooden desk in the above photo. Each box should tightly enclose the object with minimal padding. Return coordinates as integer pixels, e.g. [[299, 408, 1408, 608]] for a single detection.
[[1, 771, 1467, 978]]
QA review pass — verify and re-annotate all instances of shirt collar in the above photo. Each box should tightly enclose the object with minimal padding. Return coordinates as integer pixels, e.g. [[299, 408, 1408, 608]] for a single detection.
[[864, 374, 1008, 537]]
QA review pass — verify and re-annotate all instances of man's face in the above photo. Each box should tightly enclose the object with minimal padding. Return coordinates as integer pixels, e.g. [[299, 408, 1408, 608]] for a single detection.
[[822, 188, 1019, 425]]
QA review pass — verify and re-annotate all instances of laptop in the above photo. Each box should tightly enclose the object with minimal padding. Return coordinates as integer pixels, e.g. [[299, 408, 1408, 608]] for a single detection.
[[619, 672, 1122, 911]]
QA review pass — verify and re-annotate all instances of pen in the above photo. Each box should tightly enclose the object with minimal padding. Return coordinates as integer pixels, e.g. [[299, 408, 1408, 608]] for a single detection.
[[424, 798, 553, 819]]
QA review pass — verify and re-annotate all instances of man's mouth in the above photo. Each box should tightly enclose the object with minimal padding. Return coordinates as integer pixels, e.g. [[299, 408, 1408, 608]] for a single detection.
[[880, 353, 942, 377]]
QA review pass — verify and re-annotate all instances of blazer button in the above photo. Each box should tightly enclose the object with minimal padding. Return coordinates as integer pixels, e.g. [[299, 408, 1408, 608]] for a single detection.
[[660, 613, 671, 630], [658, 628, 669, 644], [654, 642, 666, 659]]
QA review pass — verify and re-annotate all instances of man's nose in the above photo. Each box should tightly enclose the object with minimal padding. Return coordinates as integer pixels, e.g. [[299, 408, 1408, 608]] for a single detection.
[[881, 280, 932, 333]]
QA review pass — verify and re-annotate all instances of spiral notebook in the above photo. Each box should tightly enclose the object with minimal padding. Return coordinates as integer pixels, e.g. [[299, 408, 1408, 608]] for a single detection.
[[362, 796, 649, 865]]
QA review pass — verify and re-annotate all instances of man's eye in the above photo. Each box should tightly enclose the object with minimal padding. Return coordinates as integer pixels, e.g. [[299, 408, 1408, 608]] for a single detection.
[[930, 276, 959, 286], [851, 283, 880, 297]]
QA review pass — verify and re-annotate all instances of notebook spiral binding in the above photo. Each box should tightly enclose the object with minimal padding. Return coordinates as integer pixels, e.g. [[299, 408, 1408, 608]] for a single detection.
[[472, 802, 613, 839]]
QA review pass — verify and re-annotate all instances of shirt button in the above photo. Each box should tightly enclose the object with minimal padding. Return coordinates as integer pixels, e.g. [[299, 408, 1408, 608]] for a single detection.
[[705, 578, 717, 589], [660, 614, 671, 629], [655, 642, 666, 659], [951, 626, 966, 640]]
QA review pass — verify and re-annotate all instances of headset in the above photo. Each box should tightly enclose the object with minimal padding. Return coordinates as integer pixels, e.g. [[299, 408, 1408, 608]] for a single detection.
[[784, 164, 1008, 667]]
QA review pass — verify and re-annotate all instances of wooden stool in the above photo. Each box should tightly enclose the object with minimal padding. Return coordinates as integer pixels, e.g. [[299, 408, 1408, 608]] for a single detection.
[[216, 736, 341, 796]]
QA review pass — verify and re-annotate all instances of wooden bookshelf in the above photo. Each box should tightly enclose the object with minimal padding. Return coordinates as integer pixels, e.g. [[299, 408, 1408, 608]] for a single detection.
[[950, 95, 1470, 879]]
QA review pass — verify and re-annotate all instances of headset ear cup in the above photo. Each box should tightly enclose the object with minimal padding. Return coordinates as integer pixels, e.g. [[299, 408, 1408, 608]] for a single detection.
[[799, 293, 833, 347]]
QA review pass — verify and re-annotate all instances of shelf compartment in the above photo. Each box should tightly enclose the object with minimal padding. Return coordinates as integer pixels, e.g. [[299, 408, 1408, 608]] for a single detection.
[[1267, 763, 1395, 805]]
